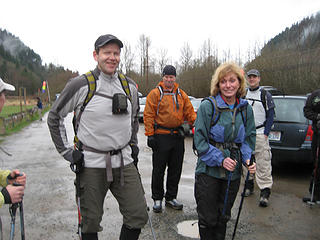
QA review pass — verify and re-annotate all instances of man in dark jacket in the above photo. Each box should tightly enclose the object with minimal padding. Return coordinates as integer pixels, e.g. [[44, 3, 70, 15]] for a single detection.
[[303, 89, 320, 203]]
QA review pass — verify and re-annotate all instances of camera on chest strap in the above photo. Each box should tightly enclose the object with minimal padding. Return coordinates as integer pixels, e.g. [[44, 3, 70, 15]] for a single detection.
[[112, 93, 128, 114]]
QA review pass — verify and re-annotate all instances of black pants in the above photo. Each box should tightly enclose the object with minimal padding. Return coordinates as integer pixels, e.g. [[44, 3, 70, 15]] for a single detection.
[[195, 173, 240, 240], [309, 133, 320, 198], [151, 134, 185, 201]]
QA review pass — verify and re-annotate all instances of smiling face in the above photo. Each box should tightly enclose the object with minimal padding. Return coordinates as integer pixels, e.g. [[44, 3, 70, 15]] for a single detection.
[[162, 75, 176, 90], [93, 43, 120, 75], [219, 72, 240, 104], [247, 74, 261, 89]]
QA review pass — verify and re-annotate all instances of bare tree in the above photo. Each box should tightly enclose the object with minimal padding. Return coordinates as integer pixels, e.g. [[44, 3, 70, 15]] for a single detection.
[[180, 43, 193, 71], [120, 41, 135, 75], [157, 48, 169, 74], [137, 34, 151, 87]]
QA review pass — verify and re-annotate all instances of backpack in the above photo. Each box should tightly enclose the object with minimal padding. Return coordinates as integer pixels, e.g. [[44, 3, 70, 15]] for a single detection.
[[73, 71, 132, 147], [245, 88, 269, 129], [156, 85, 181, 115], [192, 96, 247, 156], [246, 88, 267, 115]]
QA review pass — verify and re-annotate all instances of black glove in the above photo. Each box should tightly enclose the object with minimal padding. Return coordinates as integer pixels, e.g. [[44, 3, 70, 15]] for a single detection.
[[130, 144, 139, 167], [177, 123, 191, 137], [63, 149, 84, 173], [147, 136, 157, 150]]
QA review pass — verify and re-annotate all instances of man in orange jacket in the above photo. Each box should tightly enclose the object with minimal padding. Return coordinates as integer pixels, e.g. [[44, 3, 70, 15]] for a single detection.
[[144, 65, 196, 213]]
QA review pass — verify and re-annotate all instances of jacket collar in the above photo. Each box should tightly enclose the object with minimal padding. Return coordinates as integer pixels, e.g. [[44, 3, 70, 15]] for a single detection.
[[215, 94, 248, 109]]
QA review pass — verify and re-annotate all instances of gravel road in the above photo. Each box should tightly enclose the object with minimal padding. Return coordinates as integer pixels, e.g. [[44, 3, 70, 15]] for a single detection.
[[0, 113, 318, 240]]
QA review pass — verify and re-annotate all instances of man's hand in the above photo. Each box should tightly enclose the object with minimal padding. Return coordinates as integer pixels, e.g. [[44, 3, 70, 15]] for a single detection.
[[70, 150, 84, 173], [147, 136, 157, 150], [63, 149, 74, 163], [7, 170, 26, 186], [246, 159, 256, 174], [6, 184, 24, 204]]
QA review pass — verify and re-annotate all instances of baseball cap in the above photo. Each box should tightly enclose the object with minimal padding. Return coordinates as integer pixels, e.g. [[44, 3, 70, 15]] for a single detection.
[[247, 69, 260, 77], [162, 65, 176, 76], [0, 77, 15, 92], [94, 34, 123, 51]]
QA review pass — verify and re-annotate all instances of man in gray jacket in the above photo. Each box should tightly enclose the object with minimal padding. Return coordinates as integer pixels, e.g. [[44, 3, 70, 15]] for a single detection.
[[47, 34, 148, 240]]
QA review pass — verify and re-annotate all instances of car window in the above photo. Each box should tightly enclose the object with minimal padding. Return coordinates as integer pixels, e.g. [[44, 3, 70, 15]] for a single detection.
[[140, 97, 146, 105], [191, 99, 201, 108], [273, 98, 307, 123]]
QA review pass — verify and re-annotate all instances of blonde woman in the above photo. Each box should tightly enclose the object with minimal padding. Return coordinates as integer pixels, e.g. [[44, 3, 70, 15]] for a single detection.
[[193, 62, 256, 239]]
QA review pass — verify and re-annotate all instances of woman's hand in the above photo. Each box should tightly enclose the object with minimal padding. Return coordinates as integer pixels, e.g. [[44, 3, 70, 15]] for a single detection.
[[222, 157, 237, 172], [245, 159, 256, 174]]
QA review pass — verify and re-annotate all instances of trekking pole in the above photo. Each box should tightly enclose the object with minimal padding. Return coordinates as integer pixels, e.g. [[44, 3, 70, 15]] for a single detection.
[[0, 216, 2, 240], [9, 203, 18, 240], [9, 182, 24, 240], [222, 171, 233, 217], [222, 147, 238, 217], [146, 206, 157, 240], [308, 134, 320, 206], [136, 165, 156, 240], [75, 173, 82, 240], [71, 164, 82, 240], [70, 150, 84, 240], [19, 201, 25, 240], [232, 154, 255, 240]]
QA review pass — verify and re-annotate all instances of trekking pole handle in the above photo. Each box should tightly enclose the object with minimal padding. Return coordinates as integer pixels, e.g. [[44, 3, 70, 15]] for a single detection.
[[7, 173, 23, 180], [249, 153, 255, 166], [12, 183, 22, 187]]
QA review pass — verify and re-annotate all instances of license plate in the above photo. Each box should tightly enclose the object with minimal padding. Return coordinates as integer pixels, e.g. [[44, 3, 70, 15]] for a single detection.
[[269, 131, 281, 141]]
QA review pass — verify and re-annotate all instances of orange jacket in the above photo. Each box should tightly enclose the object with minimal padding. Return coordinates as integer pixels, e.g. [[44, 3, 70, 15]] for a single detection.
[[144, 81, 196, 136]]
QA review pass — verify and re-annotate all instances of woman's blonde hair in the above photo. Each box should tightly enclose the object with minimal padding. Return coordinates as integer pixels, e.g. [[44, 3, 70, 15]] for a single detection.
[[210, 62, 247, 98]]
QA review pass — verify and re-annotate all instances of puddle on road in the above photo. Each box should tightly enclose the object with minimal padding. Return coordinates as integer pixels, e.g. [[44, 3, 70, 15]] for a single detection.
[[177, 220, 199, 239]]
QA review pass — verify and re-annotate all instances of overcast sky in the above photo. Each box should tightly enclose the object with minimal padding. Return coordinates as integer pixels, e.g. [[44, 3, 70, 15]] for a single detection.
[[1, 0, 319, 74]]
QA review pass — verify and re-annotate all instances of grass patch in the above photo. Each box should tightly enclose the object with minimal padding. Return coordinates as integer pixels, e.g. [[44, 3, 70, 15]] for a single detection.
[[0, 105, 34, 118], [3, 114, 38, 135], [0, 105, 50, 136]]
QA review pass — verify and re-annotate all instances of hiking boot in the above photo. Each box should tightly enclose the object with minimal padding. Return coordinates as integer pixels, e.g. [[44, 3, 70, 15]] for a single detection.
[[243, 179, 254, 197], [302, 195, 320, 203], [165, 199, 183, 210], [152, 200, 162, 213], [259, 188, 271, 207]]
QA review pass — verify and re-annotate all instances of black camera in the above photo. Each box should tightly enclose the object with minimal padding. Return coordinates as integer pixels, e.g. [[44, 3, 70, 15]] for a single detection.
[[112, 93, 128, 114]]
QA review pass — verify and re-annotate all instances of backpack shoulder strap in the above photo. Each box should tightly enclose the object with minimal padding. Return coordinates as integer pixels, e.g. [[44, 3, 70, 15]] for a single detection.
[[260, 88, 267, 113], [204, 96, 221, 127], [118, 73, 132, 102], [238, 104, 247, 127], [73, 71, 97, 146], [83, 71, 97, 108], [156, 86, 164, 115]]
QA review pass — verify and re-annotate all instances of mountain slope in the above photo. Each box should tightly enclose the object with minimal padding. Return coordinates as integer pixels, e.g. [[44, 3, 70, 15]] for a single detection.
[[245, 12, 320, 94]]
